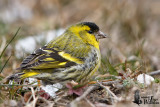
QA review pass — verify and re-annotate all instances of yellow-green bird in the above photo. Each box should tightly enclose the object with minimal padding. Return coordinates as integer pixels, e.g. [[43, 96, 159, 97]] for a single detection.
[[9, 22, 107, 85]]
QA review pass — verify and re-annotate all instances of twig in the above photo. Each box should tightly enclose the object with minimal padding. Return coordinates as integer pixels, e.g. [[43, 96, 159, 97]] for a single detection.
[[26, 87, 38, 105], [101, 80, 124, 90], [30, 87, 36, 100], [97, 81, 120, 102], [70, 80, 121, 104], [149, 70, 160, 76], [25, 87, 39, 107], [38, 97, 54, 107], [75, 85, 97, 101], [102, 80, 121, 86], [0, 84, 36, 87], [25, 97, 38, 107], [54, 102, 67, 106], [84, 98, 96, 107], [69, 85, 98, 107], [54, 91, 68, 106]]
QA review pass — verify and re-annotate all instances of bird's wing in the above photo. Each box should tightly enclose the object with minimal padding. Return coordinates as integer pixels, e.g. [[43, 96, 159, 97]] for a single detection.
[[19, 32, 91, 70], [19, 46, 84, 70]]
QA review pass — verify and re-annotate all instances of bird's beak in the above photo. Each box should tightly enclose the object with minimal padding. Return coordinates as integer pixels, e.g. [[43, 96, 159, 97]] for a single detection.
[[96, 31, 108, 39]]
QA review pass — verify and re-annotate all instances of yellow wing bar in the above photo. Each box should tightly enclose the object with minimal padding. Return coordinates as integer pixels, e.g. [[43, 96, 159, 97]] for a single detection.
[[58, 51, 84, 64]]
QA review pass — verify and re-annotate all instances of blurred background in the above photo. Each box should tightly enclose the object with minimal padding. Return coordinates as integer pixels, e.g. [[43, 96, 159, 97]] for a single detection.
[[0, 0, 160, 77]]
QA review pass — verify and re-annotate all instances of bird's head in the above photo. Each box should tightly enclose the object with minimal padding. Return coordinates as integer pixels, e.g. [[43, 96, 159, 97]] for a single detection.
[[68, 22, 107, 49]]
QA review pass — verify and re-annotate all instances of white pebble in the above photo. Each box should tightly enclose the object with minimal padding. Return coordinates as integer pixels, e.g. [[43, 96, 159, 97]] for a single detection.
[[137, 74, 154, 85], [41, 83, 63, 98]]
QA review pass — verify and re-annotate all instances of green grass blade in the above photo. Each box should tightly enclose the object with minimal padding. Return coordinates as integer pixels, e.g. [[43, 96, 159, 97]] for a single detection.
[[0, 55, 12, 73], [0, 27, 20, 59], [106, 58, 118, 76]]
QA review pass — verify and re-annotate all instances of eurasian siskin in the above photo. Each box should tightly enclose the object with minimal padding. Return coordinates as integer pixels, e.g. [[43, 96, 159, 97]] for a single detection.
[[8, 22, 107, 85]]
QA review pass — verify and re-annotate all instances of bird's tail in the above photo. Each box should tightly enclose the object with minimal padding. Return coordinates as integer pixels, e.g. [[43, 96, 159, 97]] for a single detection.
[[7, 70, 41, 82], [7, 72, 24, 82]]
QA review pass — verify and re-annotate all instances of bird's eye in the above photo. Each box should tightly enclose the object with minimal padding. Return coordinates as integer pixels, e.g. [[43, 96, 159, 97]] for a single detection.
[[88, 30, 93, 34]]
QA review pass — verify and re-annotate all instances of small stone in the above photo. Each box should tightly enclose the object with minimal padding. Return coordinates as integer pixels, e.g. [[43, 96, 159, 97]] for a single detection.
[[137, 74, 154, 85]]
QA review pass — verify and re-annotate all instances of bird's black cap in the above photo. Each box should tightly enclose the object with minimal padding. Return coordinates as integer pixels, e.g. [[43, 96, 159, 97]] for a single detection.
[[81, 22, 99, 32]]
